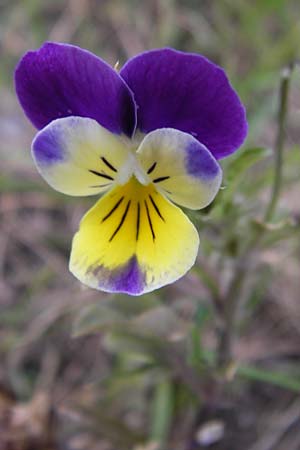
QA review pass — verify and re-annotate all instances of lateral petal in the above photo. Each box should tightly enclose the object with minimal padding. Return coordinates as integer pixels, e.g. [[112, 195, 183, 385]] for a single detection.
[[137, 128, 222, 210], [32, 117, 131, 196]]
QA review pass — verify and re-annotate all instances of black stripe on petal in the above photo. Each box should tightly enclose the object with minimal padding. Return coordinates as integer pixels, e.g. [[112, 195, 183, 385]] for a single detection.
[[102, 197, 124, 222], [144, 200, 155, 241], [147, 161, 157, 174], [101, 157, 118, 172], [149, 195, 165, 222], [153, 176, 170, 183], [89, 169, 114, 181], [109, 200, 131, 242], [136, 202, 140, 241]]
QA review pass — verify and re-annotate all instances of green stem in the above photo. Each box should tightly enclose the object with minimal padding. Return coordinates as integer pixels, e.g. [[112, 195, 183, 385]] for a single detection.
[[264, 65, 293, 222], [216, 260, 247, 368], [216, 65, 294, 369]]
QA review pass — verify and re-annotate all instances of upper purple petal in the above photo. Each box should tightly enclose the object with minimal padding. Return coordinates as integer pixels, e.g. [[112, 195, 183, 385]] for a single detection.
[[15, 42, 136, 136], [120, 48, 248, 159]]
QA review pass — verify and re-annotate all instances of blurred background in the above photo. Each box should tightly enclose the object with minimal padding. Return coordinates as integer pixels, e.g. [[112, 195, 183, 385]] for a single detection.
[[0, 1, 300, 449]]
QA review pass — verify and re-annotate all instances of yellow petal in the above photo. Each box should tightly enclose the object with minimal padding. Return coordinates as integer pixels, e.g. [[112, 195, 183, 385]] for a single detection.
[[70, 177, 199, 295]]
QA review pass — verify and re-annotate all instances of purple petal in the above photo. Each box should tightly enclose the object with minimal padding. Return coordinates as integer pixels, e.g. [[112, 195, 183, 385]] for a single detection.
[[15, 42, 136, 136], [120, 48, 247, 159]]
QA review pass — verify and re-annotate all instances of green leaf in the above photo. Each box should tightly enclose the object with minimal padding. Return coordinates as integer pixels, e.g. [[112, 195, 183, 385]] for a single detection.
[[109, 294, 161, 317], [72, 302, 125, 337], [250, 217, 300, 246], [222, 147, 272, 200], [72, 295, 161, 338], [187, 304, 212, 367], [193, 265, 220, 300], [150, 379, 174, 447], [237, 365, 300, 392], [132, 306, 185, 339], [187, 324, 204, 369], [104, 328, 167, 364]]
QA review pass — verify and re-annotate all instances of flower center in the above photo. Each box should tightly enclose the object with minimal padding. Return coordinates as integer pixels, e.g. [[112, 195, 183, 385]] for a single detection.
[[117, 151, 149, 186], [100, 176, 165, 243]]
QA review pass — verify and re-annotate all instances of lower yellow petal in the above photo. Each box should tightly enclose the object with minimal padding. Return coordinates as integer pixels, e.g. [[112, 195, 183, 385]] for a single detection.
[[69, 177, 199, 295]]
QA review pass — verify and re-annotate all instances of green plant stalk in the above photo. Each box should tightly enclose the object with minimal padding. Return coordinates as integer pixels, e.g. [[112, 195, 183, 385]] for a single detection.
[[150, 379, 174, 449], [216, 65, 294, 369], [264, 65, 293, 222], [216, 262, 247, 368]]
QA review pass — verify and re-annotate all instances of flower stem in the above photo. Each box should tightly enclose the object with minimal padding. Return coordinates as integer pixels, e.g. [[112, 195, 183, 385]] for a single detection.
[[216, 64, 294, 369], [264, 65, 293, 222]]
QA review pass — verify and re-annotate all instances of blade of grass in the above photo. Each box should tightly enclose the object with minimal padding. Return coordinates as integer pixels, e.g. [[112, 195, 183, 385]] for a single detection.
[[237, 365, 300, 393], [150, 378, 174, 449]]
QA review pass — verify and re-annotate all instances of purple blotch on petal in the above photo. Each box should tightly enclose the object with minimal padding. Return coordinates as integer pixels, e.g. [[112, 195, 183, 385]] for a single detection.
[[106, 256, 145, 295], [185, 140, 221, 180], [32, 122, 66, 165]]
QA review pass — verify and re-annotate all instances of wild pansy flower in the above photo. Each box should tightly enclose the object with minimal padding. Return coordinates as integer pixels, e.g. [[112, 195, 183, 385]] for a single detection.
[[15, 43, 247, 295]]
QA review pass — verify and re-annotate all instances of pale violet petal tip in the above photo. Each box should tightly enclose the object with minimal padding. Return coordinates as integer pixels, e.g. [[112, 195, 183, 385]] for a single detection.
[[32, 120, 66, 165], [185, 140, 221, 179]]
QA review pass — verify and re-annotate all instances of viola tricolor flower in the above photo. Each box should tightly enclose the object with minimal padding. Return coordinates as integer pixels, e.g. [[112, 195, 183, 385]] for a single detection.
[[15, 43, 247, 295]]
